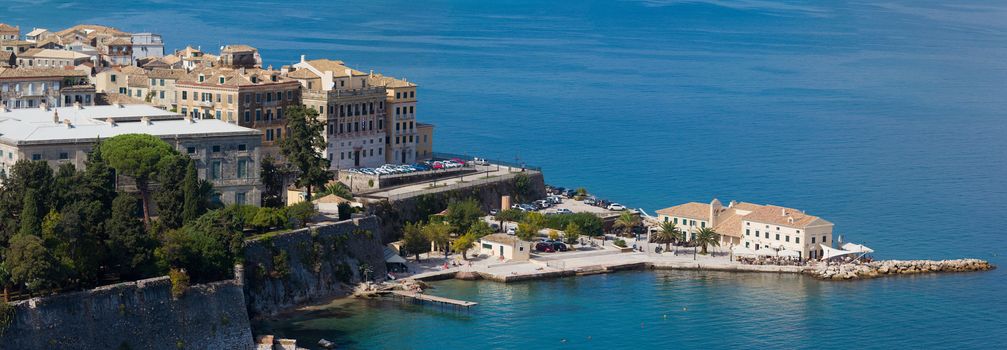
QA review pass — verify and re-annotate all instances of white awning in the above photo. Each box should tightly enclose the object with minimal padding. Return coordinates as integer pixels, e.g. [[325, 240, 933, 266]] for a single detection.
[[384, 247, 407, 264], [778, 249, 801, 258], [841, 243, 874, 254], [754, 248, 778, 256], [821, 244, 857, 259]]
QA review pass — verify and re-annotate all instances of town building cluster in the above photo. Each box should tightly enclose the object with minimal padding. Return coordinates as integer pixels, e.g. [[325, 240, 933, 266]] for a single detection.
[[0, 23, 435, 205]]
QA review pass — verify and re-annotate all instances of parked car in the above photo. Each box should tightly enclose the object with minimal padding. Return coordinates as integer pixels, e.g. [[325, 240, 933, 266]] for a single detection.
[[564, 189, 576, 198], [551, 242, 569, 252], [489, 209, 499, 216], [535, 242, 556, 253], [556, 208, 573, 214], [473, 157, 489, 166], [607, 203, 626, 211], [583, 198, 596, 205], [535, 200, 551, 209], [506, 227, 516, 235], [547, 195, 562, 204]]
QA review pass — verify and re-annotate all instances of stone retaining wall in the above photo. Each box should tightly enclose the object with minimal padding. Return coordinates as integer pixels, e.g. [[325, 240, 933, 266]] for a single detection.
[[809, 259, 995, 280], [1, 277, 253, 350]]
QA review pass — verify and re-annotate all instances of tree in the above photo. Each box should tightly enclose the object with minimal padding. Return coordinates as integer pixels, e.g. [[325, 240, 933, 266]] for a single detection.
[[451, 233, 478, 260], [157, 210, 244, 283], [99, 134, 178, 226], [613, 211, 640, 237], [80, 144, 116, 213], [694, 227, 720, 255], [446, 198, 482, 233], [251, 207, 288, 233], [653, 222, 681, 252], [517, 212, 545, 241], [402, 222, 429, 262], [18, 189, 44, 238], [5, 234, 60, 295], [181, 159, 204, 224], [155, 155, 188, 229], [547, 229, 560, 241], [280, 105, 331, 202], [259, 155, 287, 208], [563, 222, 582, 245], [466, 220, 494, 238], [286, 201, 316, 228], [337, 202, 352, 221], [513, 173, 532, 202], [422, 221, 452, 259], [494, 209, 525, 232], [106, 193, 156, 279]]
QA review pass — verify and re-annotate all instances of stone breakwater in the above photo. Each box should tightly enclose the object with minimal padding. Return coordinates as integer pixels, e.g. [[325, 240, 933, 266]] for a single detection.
[[810, 259, 995, 280]]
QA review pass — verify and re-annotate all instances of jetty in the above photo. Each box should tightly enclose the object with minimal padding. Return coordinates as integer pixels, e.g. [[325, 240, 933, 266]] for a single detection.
[[390, 290, 478, 308]]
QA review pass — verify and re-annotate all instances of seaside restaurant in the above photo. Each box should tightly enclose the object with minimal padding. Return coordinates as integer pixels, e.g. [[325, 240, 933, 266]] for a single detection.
[[479, 234, 531, 262]]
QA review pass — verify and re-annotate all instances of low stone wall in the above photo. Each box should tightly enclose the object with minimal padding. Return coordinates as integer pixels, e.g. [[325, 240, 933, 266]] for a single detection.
[[1, 277, 253, 350], [809, 259, 995, 280], [242, 216, 388, 317]]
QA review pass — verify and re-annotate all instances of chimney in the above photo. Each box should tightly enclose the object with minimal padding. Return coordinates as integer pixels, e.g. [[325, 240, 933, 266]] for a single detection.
[[781, 208, 787, 216], [300, 54, 305, 63]]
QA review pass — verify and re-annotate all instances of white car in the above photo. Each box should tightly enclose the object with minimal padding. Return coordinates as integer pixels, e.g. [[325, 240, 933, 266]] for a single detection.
[[473, 157, 489, 166], [607, 203, 626, 211], [506, 227, 516, 235], [556, 208, 573, 214]]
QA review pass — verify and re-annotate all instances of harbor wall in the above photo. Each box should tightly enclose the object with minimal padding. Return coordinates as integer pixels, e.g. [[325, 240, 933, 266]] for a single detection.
[[242, 216, 388, 317], [0, 277, 253, 350]]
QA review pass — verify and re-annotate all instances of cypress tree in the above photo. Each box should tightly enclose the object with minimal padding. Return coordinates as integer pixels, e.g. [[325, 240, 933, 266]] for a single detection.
[[18, 189, 42, 237], [106, 193, 155, 279], [181, 159, 202, 224]]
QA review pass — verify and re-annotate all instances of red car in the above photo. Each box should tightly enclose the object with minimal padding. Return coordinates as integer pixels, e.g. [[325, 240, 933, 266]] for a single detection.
[[431, 162, 444, 169]]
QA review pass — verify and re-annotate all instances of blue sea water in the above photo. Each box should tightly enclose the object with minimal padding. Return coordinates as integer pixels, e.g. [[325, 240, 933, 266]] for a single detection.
[[5, 0, 1006, 348]]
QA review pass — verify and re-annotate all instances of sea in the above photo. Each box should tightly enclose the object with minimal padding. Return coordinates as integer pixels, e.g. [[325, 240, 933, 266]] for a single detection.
[[5, 0, 1005, 348]]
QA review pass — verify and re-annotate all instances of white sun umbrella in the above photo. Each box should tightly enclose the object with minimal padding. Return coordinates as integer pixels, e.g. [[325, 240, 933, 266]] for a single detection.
[[731, 245, 759, 256], [841, 243, 874, 254], [778, 249, 801, 258]]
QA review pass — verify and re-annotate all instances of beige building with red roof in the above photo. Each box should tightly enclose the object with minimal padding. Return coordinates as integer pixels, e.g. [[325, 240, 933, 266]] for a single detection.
[[0, 23, 19, 41], [657, 198, 834, 259]]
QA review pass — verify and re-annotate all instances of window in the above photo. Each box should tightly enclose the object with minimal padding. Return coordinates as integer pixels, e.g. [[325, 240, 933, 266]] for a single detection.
[[786, 236, 790, 242], [822, 236, 827, 243], [212, 145, 221, 153], [745, 242, 749, 248], [238, 144, 246, 151], [211, 161, 221, 179], [159, 91, 165, 99], [775, 234, 780, 240], [187, 147, 196, 154], [755, 230, 759, 237], [32, 154, 41, 160], [255, 109, 261, 121], [410, 91, 414, 98], [266, 129, 274, 141], [59, 152, 68, 160], [182, 91, 187, 100], [795, 237, 800, 244], [237, 159, 247, 178], [277, 108, 283, 119], [701, 222, 706, 228], [765, 232, 769, 238], [812, 237, 816, 243], [110, 75, 117, 82], [745, 229, 749, 236], [235, 192, 246, 205], [396, 92, 401, 99], [219, 77, 225, 84]]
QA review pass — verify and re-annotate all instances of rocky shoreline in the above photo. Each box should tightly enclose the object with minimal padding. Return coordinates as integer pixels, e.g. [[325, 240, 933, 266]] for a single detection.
[[808, 259, 995, 280]]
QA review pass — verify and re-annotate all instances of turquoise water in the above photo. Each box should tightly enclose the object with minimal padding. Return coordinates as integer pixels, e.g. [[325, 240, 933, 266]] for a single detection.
[[7, 0, 1006, 348]]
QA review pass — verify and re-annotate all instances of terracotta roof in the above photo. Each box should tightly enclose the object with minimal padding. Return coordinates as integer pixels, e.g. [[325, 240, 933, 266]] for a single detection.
[[313, 194, 351, 204], [481, 233, 524, 245], [0, 67, 87, 79], [94, 92, 145, 105], [368, 73, 415, 88], [18, 48, 90, 60], [161, 55, 181, 65], [303, 59, 365, 77], [105, 37, 132, 46], [146, 68, 187, 80], [656, 202, 710, 220], [221, 44, 256, 53], [742, 205, 832, 229], [56, 24, 125, 37], [177, 67, 295, 87], [0, 24, 18, 32], [126, 75, 150, 88], [286, 68, 319, 80]]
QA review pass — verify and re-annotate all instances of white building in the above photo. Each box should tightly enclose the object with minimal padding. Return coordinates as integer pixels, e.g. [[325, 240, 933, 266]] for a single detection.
[[0, 67, 94, 109], [131, 33, 164, 63], [656, 199, 834, 260], [0, 104, 263, 206], [478, 234, 531, 262]]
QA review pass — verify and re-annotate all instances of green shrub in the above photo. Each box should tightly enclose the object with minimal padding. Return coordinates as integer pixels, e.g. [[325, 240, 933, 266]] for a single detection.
[[169, 268, 189, 299], [286, 201, 316, 228], [0, 301, 14, 337], [614, 239, 627, 248], [545, 213, 602, 236], [270, 250, 290, 279]]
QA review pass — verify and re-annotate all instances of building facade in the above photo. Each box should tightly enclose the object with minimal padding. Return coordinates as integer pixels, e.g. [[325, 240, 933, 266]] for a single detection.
[[656, 198, 834, 259], [175, 67, 301, 153], [416, 122, 434, 160], [368, 73, 419, 164], [15, 48, 92, 68], [146, 69, 186, 110], [0, 24, 18, 41], [290, 57, 388, 169], [131, 33, 164, 63], [0, 67, 93, 109], [0, 104, 263, 206]]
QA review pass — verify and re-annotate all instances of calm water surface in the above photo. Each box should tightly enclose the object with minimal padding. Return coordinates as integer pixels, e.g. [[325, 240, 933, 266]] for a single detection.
[[6, 0, 1005, 348]]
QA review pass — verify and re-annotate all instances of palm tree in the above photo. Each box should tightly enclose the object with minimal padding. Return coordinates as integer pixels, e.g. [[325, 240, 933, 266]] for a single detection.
[[613, 211, 640, 237], [694, 227, 720, 255], [653, 222, 680, 252]]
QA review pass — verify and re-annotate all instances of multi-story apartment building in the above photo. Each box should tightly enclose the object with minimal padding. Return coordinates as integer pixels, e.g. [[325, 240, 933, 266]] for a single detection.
[[656, 199, 834, 260], [15, 48, 92, 68], [0, 104, 263, 206], [219, 45, 260, 69], [131, 33, 164, 63], [24, 28, 52, 43], [368, 73, 420, 164], [1, 40, 34, 54], [174, 67, 301, 152], [289, 57, 388, 169], [93, 65, 147, 95], [146, 69, 186, 110], [101, 37, 133, 66], [0, 67, 94, 109], [0, 24, 18, 41]]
